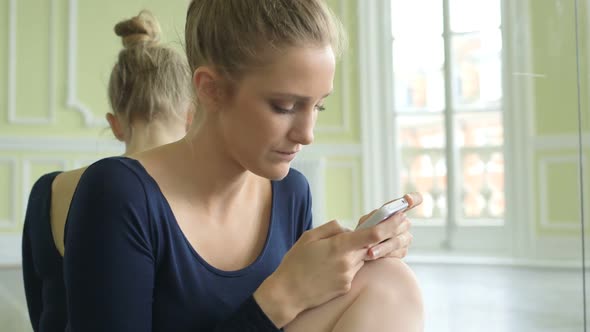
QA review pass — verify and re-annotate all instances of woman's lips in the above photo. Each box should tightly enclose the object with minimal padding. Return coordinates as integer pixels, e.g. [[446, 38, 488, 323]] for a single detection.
[[275, 150, 299, 161]]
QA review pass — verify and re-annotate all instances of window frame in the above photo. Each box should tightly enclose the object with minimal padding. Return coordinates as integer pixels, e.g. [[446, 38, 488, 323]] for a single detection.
[[358, 0, 532, 257]]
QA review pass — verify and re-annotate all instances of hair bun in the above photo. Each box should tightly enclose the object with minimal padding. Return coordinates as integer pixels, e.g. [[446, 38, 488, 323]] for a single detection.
[[114, 10, 161, 48]]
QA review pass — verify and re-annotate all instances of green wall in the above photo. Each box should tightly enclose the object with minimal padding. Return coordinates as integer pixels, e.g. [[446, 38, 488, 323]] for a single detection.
[[528, 0, 589, 236], [0, 0, 363, 235], [1, 0, 588, 255]]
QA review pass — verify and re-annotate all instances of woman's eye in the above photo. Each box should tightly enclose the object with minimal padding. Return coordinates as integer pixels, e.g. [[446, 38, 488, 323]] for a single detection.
[[271, 102, 326, 114], [272, 104, 295, 114], [315, 105, 326, 112]]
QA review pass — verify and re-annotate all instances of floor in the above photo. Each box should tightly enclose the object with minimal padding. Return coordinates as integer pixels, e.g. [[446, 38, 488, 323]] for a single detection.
[[0, 267, 31, 332], [410, 263, 586, 332], [0, 264, 586, 332]]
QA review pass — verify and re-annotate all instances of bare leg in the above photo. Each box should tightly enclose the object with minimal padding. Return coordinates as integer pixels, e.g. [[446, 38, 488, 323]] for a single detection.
[[285, 258, 423, 332]]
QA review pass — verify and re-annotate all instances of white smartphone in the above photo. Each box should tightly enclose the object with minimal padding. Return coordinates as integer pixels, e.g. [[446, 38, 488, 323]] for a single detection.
[[355, 198, 409, 231]]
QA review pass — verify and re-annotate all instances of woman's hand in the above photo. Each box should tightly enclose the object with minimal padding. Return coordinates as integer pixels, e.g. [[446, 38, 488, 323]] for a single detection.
[[254, 220, 386, 327], [356, 192, 423, 260], [253, 193, 423, 327]]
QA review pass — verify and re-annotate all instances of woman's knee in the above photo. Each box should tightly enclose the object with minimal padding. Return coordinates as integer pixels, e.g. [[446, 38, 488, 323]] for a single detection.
[[285, 258, 423, 332], [356, 258, 422, 303], [329, 258, 424, 332]]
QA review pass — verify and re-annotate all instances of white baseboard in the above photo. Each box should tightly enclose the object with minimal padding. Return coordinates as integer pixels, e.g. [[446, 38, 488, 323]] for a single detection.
[[0, 234, 21, 268], [405, 253, 585, 269]]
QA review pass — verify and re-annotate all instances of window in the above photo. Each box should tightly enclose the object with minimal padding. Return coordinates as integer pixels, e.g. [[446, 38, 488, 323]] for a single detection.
[[359, 0, 511, 253], [391, 0, 505, 226]]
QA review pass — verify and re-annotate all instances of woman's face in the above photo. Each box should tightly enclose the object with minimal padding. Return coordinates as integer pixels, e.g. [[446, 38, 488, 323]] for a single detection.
[[218, 45, 336, 180]]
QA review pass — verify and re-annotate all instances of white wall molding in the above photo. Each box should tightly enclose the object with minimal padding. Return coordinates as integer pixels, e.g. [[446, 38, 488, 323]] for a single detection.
[[315, 0, 352, 134], [406, 253, 583, 269], [358, 0, 390, 212], [533, 134, 590, 150], [502, 0, 537, 259], [7, 0, 57, 125], [0, 136, 358, 156], [0, 158, 17, 228], [538, 155, 587, 231], [7, 0, 15, 123], [48, 0, 57, 124], [533, 234, 585, 261], [0, 136, 123, 153], [66, 0, 107, 127], [0, 234, 22, 267]]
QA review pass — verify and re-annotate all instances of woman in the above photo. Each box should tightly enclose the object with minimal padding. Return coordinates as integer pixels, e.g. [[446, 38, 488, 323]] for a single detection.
[[64, 1, 424, 331], [21, 10, 193, 332]]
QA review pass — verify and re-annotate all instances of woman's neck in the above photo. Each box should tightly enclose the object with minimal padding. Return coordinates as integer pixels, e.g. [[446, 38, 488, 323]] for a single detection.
[[175, 122, 261, 209], [124, 120, 186, 156]]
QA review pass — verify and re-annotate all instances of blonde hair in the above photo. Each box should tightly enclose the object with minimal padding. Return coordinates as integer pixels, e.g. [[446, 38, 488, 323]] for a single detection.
[[109, 10, 192, 124], [184, 0, 346, 81]]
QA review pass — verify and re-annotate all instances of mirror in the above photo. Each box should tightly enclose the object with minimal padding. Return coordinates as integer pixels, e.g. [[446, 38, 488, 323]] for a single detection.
[[356, 0, 588, 330], [580, 1, 590, 330]]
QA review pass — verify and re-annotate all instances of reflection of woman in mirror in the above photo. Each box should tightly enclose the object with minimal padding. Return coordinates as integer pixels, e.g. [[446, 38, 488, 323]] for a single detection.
[[21, 10, 193, 331], [62, 1, 424, 331]]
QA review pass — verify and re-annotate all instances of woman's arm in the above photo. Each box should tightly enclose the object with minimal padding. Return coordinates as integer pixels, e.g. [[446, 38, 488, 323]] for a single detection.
[[64, 160, 155, 331], [22, 221, 42, 331], [212, 296, 282, 331], [64, 159, 285, 332], [22, 172, 61, 331]]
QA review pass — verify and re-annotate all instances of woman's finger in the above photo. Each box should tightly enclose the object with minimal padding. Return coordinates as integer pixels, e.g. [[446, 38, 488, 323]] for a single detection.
[[366, 231, 413, 260], [404, 192, 423, 210]]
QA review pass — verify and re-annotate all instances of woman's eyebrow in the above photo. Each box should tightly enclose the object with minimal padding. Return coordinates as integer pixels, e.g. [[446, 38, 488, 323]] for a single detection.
[[268, 91, 333, 101]]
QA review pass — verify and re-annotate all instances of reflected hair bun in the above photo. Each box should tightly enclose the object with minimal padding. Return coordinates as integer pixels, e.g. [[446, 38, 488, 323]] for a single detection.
[[114, 10, 161, 48]]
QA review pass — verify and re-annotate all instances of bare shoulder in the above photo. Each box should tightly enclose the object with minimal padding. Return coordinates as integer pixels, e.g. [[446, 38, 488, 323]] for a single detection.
[[50, 167, 88, 256], [52, 167, 87, 195]]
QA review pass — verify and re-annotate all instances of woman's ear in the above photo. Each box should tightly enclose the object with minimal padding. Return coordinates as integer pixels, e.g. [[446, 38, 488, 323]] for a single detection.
[[192, 67, 223, 112], [106, 113, 125, 142]]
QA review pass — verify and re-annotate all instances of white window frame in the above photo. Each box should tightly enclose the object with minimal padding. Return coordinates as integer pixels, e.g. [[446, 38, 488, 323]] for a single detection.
[[358, 0, 536, 258]]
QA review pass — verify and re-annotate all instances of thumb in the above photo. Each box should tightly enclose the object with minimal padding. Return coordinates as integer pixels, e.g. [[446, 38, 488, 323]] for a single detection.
[[404, 192, 423, 210], [356, 209, 378, 228]]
